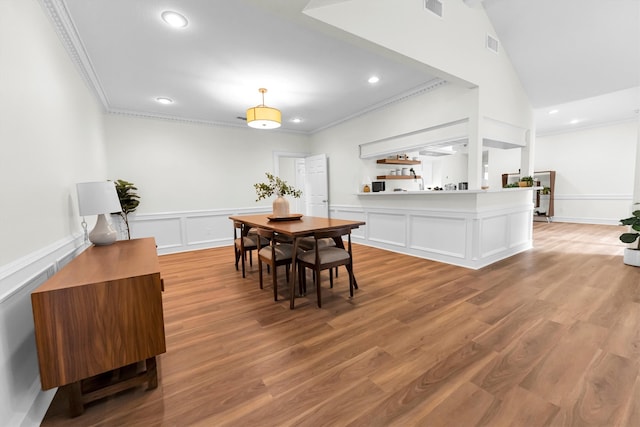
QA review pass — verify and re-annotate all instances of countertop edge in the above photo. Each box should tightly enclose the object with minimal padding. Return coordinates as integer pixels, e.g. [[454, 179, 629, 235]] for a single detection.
[[356, 187, 541, 195]]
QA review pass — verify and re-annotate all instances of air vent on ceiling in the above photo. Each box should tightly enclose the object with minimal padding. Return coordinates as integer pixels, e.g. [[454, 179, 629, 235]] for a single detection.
[[425, 0, 443, 18], [486, 34, 499, 54]]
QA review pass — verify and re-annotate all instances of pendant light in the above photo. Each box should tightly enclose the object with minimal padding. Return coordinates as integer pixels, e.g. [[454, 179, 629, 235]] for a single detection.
[[246, 88, 281, 129]]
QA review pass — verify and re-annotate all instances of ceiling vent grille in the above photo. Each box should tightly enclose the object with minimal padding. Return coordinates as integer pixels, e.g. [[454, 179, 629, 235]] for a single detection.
[[425, 0, 443, 17], [486, 34, 499, 54]]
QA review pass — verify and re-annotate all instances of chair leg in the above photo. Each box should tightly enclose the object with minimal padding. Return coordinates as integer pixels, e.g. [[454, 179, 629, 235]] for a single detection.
[[241, 249, 246, 278], [348, 261, 354, 297], [234, 248, 240, 271], [258, 259, 263, 289], [249, 250, 253, 266], [272, 262, 278, 301], [329, 268, 334, 288], [285, 264, 290, 282], [316, 267, 322, 308]]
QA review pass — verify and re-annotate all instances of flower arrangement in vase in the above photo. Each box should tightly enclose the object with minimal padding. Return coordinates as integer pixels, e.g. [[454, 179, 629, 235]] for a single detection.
[[254, 173, 302, 217]]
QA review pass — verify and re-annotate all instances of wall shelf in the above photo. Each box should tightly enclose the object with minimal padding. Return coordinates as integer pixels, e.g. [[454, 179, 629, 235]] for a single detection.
[[376, 159, 420, 165], [377, 175, 422, 180]]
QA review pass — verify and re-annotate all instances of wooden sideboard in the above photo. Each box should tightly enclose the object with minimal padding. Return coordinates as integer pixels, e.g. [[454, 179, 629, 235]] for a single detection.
[[31, 237, 166, 416]]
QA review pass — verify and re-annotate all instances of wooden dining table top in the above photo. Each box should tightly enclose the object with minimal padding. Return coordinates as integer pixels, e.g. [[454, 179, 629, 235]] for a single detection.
[[229, 213, 366, 309], [229, 214, 365, 236]]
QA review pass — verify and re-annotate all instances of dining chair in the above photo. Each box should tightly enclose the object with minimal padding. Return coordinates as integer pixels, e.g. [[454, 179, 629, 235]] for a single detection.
[[297, 226, 354, 308], [233, 221, 268, 278], [297, 236, 339, 280], [255, 228, 302, 301]]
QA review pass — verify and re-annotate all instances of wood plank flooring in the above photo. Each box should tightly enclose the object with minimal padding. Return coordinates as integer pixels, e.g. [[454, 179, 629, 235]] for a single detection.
[[41, 222, 640, 426]]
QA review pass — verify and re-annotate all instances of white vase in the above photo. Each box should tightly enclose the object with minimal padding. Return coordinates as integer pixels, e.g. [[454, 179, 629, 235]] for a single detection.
[[273, 195, 290, 217], [623, 248, 640, 267]]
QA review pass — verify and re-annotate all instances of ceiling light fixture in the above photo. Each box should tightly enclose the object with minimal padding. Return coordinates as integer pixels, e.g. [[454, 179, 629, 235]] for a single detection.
[[569, 119, 581, 124], [161, 11, 188, 28], [291, 118, 302, 123], [246, 88, 281, 129], [548, 109, 559, 114], [155, 97, 173, 104], [368, 76, 380, 84]]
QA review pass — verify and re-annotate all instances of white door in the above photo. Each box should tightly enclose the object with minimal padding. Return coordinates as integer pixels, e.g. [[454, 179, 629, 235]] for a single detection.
[[305, 153, 329, 217], [294, 158, 306, 215]]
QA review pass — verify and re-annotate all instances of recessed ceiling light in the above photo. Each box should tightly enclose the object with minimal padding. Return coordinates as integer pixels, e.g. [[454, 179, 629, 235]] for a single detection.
[[161, 11, 188, 28], [291, 118, 302, 123], [569, 119, 580, 124], [548, 109, 559, 115], [368, 76, 380, 84], [155, 97, 174, 105]]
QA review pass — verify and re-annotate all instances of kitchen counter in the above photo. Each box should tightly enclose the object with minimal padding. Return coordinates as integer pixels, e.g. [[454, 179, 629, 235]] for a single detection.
[[343, 186, 536, 269], [356, 187, 539, 195]]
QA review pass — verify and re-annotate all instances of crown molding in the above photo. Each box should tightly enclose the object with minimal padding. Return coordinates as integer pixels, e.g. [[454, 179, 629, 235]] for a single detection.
[[38, 0, 109, 109]]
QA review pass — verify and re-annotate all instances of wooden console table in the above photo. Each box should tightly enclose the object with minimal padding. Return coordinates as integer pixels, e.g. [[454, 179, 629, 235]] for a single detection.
[[31, 237, 166, 416]]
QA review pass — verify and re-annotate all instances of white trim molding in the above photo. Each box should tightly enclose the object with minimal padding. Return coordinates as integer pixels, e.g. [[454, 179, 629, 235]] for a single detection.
[[0, 234, 86, 427]]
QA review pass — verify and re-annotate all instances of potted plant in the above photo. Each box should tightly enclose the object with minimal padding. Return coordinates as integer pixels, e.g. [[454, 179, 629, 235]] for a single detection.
[[620, 206, 640, 266], [519, 176, 534, 187], [113, 179, 140, 239], [254, 172, 302, 217]]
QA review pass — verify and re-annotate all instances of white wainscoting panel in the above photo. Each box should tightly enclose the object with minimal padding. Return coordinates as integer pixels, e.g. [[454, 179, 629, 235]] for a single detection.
[[333, 202, 533, 269], [509, 210, 533, 248], [185, 214, 232, 247], [367, 212, 407, 247], [329, 208, 367, 240], [131, 217, 183, 252], [129, 208, 270, 255], [410, 214, 467, 258], [0, 235, 85, 427], [479, 214, 509, 258]]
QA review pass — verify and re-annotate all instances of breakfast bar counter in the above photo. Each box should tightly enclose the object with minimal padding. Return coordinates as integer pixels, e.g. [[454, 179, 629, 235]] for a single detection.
[[339, 187, 536, 269]]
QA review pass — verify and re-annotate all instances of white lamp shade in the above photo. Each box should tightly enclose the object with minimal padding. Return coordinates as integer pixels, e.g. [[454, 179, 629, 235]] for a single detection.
[[76, 181, 122, 216]]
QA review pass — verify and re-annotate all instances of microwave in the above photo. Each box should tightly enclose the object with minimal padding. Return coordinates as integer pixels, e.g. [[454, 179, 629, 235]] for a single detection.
[[372, 181, 385, 192]]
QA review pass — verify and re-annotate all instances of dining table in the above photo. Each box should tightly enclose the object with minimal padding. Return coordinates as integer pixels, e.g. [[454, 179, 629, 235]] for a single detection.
[[228, 214, 366, 309]]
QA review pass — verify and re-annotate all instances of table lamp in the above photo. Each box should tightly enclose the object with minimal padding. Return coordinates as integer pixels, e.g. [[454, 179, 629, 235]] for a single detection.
[[76, 181, 123, 245]]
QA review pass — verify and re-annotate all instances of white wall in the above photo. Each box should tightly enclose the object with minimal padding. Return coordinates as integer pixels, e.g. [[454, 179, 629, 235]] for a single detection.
[[104, 115, 310, 213], [0, 0, 108, 425], [312, 83, 476, 204], [304, 0, 534, 158], [535, 120, 638, 223], [0, 0, 107, 267]]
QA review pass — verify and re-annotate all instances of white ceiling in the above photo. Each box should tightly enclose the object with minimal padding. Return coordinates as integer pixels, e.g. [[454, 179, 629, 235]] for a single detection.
[[46, 0, 639, 135]]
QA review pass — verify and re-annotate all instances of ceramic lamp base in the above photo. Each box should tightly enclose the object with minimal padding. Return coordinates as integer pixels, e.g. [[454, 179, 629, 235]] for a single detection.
[[89, 214, 118, 245]]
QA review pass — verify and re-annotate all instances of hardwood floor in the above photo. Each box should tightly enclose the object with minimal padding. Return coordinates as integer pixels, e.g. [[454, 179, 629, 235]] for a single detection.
[[41, 222, 640, 426]]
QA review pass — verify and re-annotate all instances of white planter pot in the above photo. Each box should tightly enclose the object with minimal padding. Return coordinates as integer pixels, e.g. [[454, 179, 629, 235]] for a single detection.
[[623, 248, 640, 267]]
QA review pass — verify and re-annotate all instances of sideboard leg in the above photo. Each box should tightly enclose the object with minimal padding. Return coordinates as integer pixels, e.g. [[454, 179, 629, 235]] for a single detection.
[[66, 382, 84, 417], [146, 356, 158, 390]]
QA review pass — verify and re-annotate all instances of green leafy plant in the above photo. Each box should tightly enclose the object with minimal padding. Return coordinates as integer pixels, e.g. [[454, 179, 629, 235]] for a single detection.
[[620, 207, 640, 250], [254, 173, 302, 201], [541, 186, 551, 195], [113, 179, 140, 239], [520, 176, 534, 184]]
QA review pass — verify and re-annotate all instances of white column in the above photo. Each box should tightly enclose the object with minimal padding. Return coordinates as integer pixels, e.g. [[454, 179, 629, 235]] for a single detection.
[[467, 88, 482, 189], [633, 114, 640, 208]]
